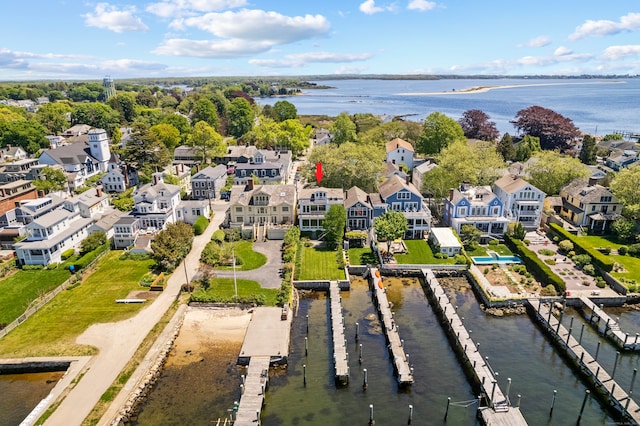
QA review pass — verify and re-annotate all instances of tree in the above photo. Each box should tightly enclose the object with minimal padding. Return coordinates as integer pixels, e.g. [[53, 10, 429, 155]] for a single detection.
[[227, 97, 254, 138], [32, 166, 66, 193], [323, 204, 347, 249], [417, 112, 465, 155], [112, 187, 135, 211], [161, 113, 191, 144], [273, 100, 297, 122], [496, 133, 516, 162], [121, 122, 171, 180], [611, 217, 637, 242], [579, 134, 598, 165], [0, 120, 48, 154], [512, 106, 580, 152], [191, 98, 219, 130], [107, 93, 137, 124], [71, 103, 121, 136], [151, 222, 194, 272], [458, 109, 499, 141], [307, 142, 384, 192], [433, 140, 505, 186], [526, 151, 590, 195], [188, 121, 226, 164], [329, 112, 357, 145], [150, 123, 181, 151], [275, 119, 311, 157], [611, 164, 640, 220], [81, 231, 107, 255], [514, 135, 541, 162], [200, 240, 223, 267], [35, 102, 72, 134], [374, 211, 408, 252], [460, 224, 482, 249]]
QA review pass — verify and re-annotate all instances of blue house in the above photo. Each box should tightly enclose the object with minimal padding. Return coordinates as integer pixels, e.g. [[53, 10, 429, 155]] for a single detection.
[[443, 183, 510, 242], [378, 175, 431, 238]]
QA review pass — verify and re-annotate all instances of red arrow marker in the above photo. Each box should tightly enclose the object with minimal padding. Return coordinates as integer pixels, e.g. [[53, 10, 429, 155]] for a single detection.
[[315, 162, 323, 183]]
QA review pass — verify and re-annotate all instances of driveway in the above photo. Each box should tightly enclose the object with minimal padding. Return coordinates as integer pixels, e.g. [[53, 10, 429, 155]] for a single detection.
[[214, 239, 284, 288]]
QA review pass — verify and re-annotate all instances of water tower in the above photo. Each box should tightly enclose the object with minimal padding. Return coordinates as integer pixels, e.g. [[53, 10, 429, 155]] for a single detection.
[[103, 75, 116, 99]]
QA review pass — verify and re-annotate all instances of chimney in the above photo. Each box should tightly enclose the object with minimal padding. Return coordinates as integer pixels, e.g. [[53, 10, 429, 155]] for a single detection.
[[405, 175, 410, 185], [175, 165, 179, 175], [123, 165, 129, 186], [6, 145, 10, 151], [96, 187, 102, 197], [588, 177, 598, 186], [153, 174, 159, 185], [449, 188, 454, 201], [247, 179, 254, 191]]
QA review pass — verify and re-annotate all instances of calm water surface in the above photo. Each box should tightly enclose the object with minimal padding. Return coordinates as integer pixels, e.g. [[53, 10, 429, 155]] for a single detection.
[[0, 371, 64, 426]]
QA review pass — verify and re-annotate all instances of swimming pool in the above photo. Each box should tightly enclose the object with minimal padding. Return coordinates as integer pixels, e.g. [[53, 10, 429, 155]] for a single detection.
[[471, 253, 522, 264]]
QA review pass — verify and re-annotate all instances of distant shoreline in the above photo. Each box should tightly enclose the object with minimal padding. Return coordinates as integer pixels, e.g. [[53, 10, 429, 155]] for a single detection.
[[398, 80, 626, 96]]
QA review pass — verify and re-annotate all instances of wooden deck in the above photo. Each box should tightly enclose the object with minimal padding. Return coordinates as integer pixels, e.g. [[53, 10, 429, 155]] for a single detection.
[[234, 356, 270, 425], [423, 269, 527, 425], [329, 281, 350, 384], [369, 268, 414, 385], [579, 296, 640, 350], [529, 299, 640, 425]]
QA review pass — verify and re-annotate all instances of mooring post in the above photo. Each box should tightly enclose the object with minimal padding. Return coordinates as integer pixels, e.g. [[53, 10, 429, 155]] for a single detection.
[[596, 366, 600, 378], [630, 368, 638, 394], [363, 368, 368, 389], [444, 397, 451, 421], [401, 339, 404, 347], [556, 313, 562, 334], [589, 308, 595, 324], [625, 333, 629, 346], [303, 364, 306, 386], [635, 333, 639, 349], [549, 389, 557, 417], [506, 378, 512, 405], [355, 322, 359, 341], [569, 316, 574, 331], [256, 409, 260, 424], [359, 343, 363, 364], [567, 325, 573, 345], [491, 381, 497, 408], [579, 324, 585, 345], [577, 390, 590, 424], [626, 393, 632, 411], [306, 314, 309, 334], [595, 341, 601, 362], [305, 337, 308, 356], [241, 375, 245, 385], [606, 318, 610, 333], [240, 384, 244, 395], [408, 404, 413, 425], [612, 351, 620, 379], [369, 404, 374, 425], [580, 351, 584, 364], [517, 394, 521, 407]]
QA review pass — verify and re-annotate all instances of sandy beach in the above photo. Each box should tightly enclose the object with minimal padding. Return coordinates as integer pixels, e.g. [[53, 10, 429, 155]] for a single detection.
[[398, 80, 625, 96]]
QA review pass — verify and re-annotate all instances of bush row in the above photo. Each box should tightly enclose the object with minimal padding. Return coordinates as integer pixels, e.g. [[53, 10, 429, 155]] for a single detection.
[[189, 292, 266, 305], [548, 223, 614, 272], [278, 226, 301, 307], [504, 234, 566, 292], [193, 216, 209, 236], [72, 243, 109, 272]]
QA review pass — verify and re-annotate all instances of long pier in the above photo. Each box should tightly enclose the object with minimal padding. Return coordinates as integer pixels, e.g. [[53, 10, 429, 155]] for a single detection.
[[579, 296, 640, 350], [423, 269, 527, 425], [329, 280, 350, 385], [528, 299, 640, 425], [234, 356, 270, 425], [369, 268, 414, 385]]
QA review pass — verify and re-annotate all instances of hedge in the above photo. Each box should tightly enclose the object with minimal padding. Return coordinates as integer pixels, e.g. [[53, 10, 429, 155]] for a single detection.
[[193, 216, 210, 236], [72, 243, 109, 271], [504, 234, 566, 292], [548, 223, 614, 272]]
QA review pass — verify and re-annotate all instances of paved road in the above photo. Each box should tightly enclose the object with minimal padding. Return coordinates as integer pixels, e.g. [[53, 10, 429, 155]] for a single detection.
[[44, 201, 230, 426]]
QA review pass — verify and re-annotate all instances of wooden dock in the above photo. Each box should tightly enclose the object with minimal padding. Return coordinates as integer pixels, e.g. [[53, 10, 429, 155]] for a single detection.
[[423, 269, 527, 425], [529, 299, 640, 425], [369, 268, 414, 385], [234, 356, 270, 425], [579, 296, 640, 350], [329, 281, 350, 385]]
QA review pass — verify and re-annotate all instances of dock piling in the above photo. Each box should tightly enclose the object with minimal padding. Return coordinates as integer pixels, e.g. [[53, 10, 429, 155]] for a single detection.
[[408, 404, 413, 424], [359, 344, 363, 364], [579, 324, 585, 345], [549, 389, 557, 417], [444, 397, 451, 421], [363, 368, 368, 389], [369, 404, 374, 425], [577, 390, 590, 424], [355, 322, 359, 341], [630, 368, 637, 394], [303, 364, 306, 386], [612, 351, 620, 379], [305, 337, 308, 356], [595, 341, 601, 362], [517, 394, 521, 407], [506, 378, 512, 405]]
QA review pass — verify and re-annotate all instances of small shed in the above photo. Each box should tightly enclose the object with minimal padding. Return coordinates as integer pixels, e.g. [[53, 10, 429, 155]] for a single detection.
[[429, 227, 462, 255]]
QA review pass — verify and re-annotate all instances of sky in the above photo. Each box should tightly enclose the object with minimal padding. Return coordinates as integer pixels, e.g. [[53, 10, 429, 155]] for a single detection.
[[1, 1, 640, 80]]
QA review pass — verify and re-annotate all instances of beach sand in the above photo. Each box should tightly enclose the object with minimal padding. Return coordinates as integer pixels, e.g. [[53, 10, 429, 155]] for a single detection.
[[398, 80, 624, 96]]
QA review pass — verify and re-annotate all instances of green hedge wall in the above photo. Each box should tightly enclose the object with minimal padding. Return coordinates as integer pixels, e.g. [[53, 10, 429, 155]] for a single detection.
[[547, 223, 614, 272], [504, 234, 566, 292]]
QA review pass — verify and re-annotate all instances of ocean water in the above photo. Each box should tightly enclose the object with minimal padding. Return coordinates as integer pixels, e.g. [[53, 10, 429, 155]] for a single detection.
[[257, 78, 640, 136]]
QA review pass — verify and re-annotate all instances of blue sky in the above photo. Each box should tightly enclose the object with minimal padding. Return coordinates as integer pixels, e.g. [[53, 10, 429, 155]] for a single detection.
[[1, 1, 640, 80]]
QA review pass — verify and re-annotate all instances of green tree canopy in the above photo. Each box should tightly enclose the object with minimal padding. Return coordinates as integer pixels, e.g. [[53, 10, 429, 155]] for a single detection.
[[579, 134, 598, 165], [610, 164, 640, 220], [161, 113, 191, 144], [496, 133, 515, 162], [107, 92, 137, 124], [151, 222, 194, 272], [35, 102, 72, 135], [374, 210, 408, 252], [358, 120, 422, 149], [32, 166, 66, 193], [329, 112, 357, 145], [417, 112, 465, 155], [273, 100, 297, 122], [323, 204, 347, 249], [150, 123, 181, 151], [71, 103, 121, 136], [433, 140, 504, 186], [191, 98, 220, 130], [121, 122, 171, 180], [227, 97, 254, 138], [515, 135, 541, 162], [188, 121, 226, 164], [81, 231, 107, 255], [460, 224, 482, 249], [525, 151, 590, 195], [0, 119, 48, 154]]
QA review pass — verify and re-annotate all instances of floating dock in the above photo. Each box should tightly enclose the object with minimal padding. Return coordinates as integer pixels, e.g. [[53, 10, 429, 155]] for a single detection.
[[529, 299, 640, 425], [579, 296, 640, 350], [368, 267, 414, 385], [329, 280, 350, 385], [423, 269, 527, 425], [234, 356, 270, 425]]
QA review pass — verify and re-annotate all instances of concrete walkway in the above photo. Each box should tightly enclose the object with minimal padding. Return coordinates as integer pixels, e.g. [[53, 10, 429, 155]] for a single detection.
[[43, 201, 230, 426]]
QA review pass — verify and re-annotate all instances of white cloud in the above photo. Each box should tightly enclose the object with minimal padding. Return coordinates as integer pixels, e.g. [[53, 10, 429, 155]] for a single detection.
[[554, 46, 572, 56], [334, 65, 368, 74], [146, 0, 247, 18], [177, 9, 330, 43], [84, 3, 148, 33], [249, 51, 373, 68], [359, 0, 386, 15], [569, 12, 640, 41], [407, 0, 436, 12], [525, 36, 551, 48], [154, 38, 274, 58], [602, 45, 640, 60]]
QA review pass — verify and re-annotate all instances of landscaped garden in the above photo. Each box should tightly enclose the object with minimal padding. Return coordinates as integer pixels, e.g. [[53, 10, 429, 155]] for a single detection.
[[0, 251, 155, 357], [297, 244, 345, 280], [189, 278, 278, 306], [347, 247, 376, 265]]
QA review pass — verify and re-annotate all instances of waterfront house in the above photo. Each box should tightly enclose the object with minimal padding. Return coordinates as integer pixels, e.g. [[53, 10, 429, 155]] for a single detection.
[[344, 186, 374, 231], [492, 175, 546, 231], [0, 145, 28, 161], [132, 176, 181, 232], [605, 150, 640, 171], [559, 178, 622, 233], [443, 183, 510, 242], [63, 188, 110, 220], [385, 138, 414, 170], [297, 186, 344, 234], [112, 215, 141, 249], [378, 175, 431, 239]]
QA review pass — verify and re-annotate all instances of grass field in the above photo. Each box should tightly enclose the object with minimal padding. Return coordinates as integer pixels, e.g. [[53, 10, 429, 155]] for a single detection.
[[573, 235, 640, 283], [394, 240, 457, 264], [191, 278, 278, 306], [347, 247, 377, 265], [218, 240, 267, 271], [0, 251, 155, 357], [0, 266, 71, 326], [297, 245, 345, 280]]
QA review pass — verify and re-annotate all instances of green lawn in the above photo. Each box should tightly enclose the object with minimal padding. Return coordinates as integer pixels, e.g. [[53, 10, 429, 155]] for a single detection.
[[190, 278, 278, 306], [347, 247, 377, 266], [572, 235, 639, 283], [219, 241, 267, 271], [577, 235, 625, 250], [0, 251, 155, 357], [491, 244, 513, 256], [0, 266, 72, 326], [394, 240, 457, 264], [297, 245, 345, 280], [465, 245, 488, 257]]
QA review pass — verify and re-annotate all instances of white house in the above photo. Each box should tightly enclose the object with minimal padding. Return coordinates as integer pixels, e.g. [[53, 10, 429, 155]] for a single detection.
[[297, 187, 344, 233], [412, 160, 437, 196], [429, 227, 462, 255], [385, 138, 414, 170], [63, 188, 110, 220], [132, 177, 182, 232], [175, 200, 211, 225], [492, 175, 546, 231]]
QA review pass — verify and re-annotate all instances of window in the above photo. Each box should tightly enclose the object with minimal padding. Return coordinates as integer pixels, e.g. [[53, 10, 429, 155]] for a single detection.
[[391, 202, 402, 211], [236, 207, 243, 212], [397, 191, 410, 200], [282, 206, 289, 212]]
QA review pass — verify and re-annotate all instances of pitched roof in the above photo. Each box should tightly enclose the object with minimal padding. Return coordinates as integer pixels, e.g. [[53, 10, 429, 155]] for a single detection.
[[193, 165, 227, 180], [39, 143, 95, 166], [344, 186, 370, 209], [386, 138, 414, 153], [493, 175, 532, 193], [299, 186, 344, 200], [378, 175, 420, 200], [561, 178, 616, 204], [229, 184, 296, 206]]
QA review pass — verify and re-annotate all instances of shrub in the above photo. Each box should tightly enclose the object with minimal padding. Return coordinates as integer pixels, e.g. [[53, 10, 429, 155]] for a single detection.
[[193, 216, 209, 236], [583, 264, 596, 276], [61, 248, 75, 260], [453, 254, 468, 265], [223, 228, 241, 242], [504, 234, 565, 292], [572, 254, 592, 267], [523, 239, 530, 245], [549, 223, 614, 272], [553, 236, 559, 242], [73, 243, 109, 271], [538, 248, 556, 256], [211, 229, 225, 244], [540, 285, 558, 296], [596, 279, 606, 289], [483, 267, 489, 274], [628, 244, 640, 258], [435, 252, 445, 259], [599, 247, 612, 255], [81, 231, 107, 255], [488, 239, 499, 246], [558, 240, 574, 253], [544, 258, 556, 265], [140, 273, 156, 287], [22, 264, 44, 270], [619, 246, 628, 255]]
